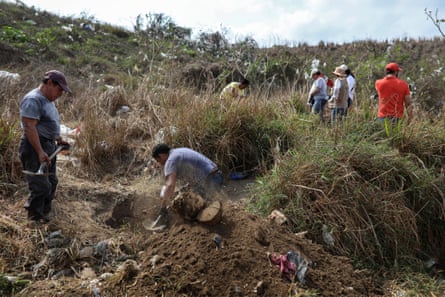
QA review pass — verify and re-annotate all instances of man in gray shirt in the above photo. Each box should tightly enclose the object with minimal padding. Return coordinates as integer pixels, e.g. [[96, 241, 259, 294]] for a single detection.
[[151, 143, 223, 225], [19, 70, 71, 224]]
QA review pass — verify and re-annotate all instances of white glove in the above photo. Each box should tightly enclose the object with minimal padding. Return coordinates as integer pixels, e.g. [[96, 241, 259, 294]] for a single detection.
[[160, 185, 167, 198]]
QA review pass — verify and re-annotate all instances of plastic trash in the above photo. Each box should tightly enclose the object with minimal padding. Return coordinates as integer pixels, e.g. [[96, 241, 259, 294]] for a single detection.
[[268, 250, 310, 284], [60, 124, 80, 137]]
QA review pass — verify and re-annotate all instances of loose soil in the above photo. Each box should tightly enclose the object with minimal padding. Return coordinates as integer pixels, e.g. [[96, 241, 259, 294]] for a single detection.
[[1, 158, 387, 297]]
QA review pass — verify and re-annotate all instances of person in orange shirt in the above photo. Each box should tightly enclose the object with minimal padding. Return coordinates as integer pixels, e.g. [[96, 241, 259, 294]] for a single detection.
[[375, 63, 412, 122]]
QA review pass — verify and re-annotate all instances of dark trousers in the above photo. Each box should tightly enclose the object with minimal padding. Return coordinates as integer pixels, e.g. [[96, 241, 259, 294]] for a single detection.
[[190, 170, 223, 200], [19, 137, 58, 220]]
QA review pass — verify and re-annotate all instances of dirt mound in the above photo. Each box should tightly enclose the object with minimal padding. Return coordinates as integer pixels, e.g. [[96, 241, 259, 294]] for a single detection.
[[1, 170, 384, 297], [117, 201, 382, 297]]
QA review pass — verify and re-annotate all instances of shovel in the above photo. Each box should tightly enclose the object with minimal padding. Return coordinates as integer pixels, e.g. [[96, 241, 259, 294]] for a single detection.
[[22, 144, 70, 176], [142, 214, 167, 231], [143, 207, 169, 231]]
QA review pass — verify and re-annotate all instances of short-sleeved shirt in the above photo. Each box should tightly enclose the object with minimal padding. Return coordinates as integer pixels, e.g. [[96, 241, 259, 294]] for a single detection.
[[219, 82, 246, 99], [346, 75, 356, 100], [310, 77, 327, 101], [20, 88, 60, 140], [164, 148, 217, 183], [375, 76, 410, 119]]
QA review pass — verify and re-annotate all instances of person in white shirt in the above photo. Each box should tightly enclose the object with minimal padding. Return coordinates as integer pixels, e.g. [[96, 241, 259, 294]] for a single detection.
[[340, 64, 356, 115], [307, 69, 328, 121]]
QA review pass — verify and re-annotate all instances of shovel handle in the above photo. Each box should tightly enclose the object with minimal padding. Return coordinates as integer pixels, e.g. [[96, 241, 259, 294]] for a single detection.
[[50, 144, 70, 159], [37, 145, 70, 172], [36, 161, 48, 174]]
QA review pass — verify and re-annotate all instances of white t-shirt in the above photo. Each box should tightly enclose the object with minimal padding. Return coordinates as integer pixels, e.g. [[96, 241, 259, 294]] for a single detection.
[[310, 77, 327, 100], [346, 75, 356, 101]]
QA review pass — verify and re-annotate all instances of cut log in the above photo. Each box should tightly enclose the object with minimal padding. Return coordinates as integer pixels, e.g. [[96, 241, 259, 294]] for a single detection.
[[197, 201, 222, 224]]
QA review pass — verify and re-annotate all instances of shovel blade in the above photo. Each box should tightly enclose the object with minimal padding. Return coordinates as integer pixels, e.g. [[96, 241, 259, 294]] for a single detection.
[[142, 214, 167, 231], [22, 170, 44, 176]]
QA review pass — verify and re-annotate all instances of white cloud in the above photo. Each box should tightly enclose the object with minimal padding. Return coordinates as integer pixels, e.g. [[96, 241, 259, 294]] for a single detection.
[[12, 0, 445, 46]]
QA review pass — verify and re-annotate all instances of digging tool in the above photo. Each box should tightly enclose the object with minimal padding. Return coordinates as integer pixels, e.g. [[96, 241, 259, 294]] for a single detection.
[[143, 186, 170, 231], [143, 206, 168, 231], [143, 216, 167, 231], [22, 144, 70, 176]]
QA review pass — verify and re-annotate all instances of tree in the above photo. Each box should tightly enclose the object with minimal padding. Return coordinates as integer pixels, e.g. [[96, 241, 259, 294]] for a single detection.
[[425, 8, 445, 38]]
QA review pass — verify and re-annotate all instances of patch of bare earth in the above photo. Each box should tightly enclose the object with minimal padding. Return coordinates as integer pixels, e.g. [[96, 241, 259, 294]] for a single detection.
[[1, 162, 385, 297]]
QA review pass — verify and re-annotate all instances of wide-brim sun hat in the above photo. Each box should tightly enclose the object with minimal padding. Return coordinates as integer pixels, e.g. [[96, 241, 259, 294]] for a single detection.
[[332, 66, 346, 77]]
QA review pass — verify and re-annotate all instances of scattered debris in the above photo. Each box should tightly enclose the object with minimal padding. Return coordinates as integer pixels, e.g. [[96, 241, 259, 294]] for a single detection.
[[212, 234, 224, 250], [149, 255, 161, 269], [267, 209, 288, 225], [267, 250, 311, 284], [322, 224, 335, 246], [115, 105, 130, 115], [154, 126, 177, 143], [0, 70, 21, 84]]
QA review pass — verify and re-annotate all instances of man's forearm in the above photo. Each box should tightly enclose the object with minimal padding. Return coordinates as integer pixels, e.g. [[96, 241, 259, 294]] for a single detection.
[[160, 184, 175, 208], [24, 125, 44, 156]]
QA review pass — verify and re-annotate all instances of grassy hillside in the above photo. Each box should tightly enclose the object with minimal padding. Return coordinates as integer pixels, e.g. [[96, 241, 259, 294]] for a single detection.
[[1, 1, 445, 295]]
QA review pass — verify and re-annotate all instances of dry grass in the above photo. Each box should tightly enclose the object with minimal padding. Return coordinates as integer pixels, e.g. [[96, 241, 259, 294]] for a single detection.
[[0, 51, 444, 276], [0, 213, 44, 273], [252, 128, 445, 268]]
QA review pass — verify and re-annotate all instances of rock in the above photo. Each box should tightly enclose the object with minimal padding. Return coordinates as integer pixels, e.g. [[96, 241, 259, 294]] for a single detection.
[[79, 246, 94, 259], [267, 209, 288, 225], [81, 267, 96, 280], [94, 241, 109, 258]]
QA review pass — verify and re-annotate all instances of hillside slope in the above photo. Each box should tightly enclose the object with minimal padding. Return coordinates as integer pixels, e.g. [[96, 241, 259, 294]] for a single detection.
[[1, 2, 445, 296]]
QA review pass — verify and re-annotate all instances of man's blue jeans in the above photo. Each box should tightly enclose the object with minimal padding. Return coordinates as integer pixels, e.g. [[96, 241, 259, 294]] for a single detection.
[[312, 98, 327, 121]]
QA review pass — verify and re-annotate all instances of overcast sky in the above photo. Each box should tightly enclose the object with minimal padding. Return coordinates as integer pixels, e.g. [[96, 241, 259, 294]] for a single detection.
[[10, 0, 445, 47]]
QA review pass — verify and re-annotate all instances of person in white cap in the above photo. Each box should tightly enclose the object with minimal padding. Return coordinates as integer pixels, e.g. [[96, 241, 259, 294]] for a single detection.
[[19, 70, 72, 224]]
